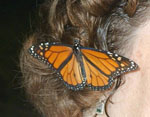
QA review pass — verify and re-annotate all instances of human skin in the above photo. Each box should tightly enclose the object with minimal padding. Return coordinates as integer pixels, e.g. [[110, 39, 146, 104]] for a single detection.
[[84, 7, 150, 117], [108, 11, 150, 117]]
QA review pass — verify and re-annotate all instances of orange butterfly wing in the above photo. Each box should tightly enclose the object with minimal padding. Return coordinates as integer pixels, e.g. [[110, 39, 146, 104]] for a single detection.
[[81, 48, 138, 90], [29, 43, 72, 69], [60, 54, 85, 90], [29, 42, 85, 90]]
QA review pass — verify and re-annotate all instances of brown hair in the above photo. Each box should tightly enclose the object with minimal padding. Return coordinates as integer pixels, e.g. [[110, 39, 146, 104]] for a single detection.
[[20, 0, 148, 116]]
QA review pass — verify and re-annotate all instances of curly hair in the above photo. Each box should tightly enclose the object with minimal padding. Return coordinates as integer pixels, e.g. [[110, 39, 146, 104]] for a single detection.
[[20, 0, 149, 116]]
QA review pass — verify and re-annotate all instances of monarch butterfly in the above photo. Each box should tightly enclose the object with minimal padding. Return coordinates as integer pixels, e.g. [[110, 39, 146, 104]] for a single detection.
[[29, 40, 138, 91]]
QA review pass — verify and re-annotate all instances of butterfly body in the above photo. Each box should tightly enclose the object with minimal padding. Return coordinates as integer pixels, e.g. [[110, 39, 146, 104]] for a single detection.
[[29, 41, 138, 91]]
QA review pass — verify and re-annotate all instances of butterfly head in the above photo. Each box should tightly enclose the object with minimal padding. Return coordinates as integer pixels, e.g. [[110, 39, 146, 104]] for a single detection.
[[73, 39, 81, 47], [72, 39, 81, 54]]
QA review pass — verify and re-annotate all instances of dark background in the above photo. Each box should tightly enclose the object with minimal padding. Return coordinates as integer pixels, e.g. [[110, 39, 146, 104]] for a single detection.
[[0, 0, 44, 116]]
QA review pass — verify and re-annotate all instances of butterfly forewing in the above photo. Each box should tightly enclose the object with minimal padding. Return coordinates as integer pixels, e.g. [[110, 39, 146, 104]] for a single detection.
[[29, 43, 73, 69]]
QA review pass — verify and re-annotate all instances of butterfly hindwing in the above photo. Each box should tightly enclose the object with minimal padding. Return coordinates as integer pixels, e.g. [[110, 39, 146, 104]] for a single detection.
[[60, 54, 86, 90], [81, 48, 138, 90], [82, 56, 113, 90]]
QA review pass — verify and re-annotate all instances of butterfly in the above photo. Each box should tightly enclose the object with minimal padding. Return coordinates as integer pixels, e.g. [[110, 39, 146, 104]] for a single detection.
[[29, 40, 138, 91]]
